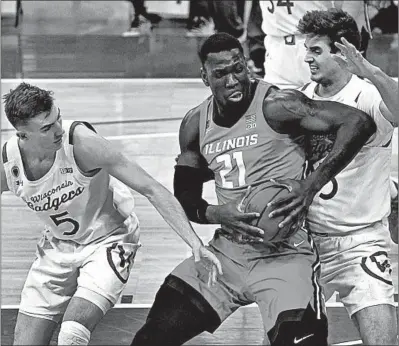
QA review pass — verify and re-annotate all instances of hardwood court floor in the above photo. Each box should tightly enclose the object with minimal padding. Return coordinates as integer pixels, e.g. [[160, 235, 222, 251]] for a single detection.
[[1, 79, 398, 345]]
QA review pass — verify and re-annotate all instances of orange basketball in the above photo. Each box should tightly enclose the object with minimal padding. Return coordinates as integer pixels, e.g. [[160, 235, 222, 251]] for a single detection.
[[243, 181, 298, 242]]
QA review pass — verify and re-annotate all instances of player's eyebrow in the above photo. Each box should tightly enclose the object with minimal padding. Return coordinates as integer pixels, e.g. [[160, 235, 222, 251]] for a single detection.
[[213, 59, 242, 73], [41, 108, 61, 130]]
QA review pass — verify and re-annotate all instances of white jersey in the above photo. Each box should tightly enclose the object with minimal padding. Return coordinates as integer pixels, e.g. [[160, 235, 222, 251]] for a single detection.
[[300, 75, 395, 234], [259, 0, 335, 36], [2, 120, 134, 244]]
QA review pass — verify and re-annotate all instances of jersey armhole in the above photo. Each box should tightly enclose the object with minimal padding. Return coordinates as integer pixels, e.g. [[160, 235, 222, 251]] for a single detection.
[[69, 121, 101, 176], [69, 121, 97, 145], [300, 82, 311, 92], [2, 142, 8, 163]]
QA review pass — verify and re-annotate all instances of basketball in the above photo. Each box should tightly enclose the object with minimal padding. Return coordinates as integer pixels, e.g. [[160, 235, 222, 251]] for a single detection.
[[242, 180, 298, 242]]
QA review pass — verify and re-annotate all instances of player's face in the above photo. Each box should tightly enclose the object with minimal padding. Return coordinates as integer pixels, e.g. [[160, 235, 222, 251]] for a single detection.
[[202, 49, 251, 110], [304, 35, 341, 84], [17, 104, 65, 151]]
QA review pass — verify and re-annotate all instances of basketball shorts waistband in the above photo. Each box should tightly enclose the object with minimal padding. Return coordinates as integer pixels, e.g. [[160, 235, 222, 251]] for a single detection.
[[310, 220, 388, 238]]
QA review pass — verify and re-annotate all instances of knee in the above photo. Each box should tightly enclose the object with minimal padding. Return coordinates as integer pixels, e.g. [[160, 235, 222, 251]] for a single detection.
[[58, 321, 91, 345]]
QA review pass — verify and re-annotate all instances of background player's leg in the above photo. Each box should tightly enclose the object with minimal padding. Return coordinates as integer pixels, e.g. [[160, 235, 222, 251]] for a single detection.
[[352, 304, 398, 345], [13, 313, 58, 345]]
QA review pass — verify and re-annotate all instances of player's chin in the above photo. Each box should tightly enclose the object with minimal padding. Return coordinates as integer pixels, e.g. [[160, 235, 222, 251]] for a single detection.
[[53, 140, 63, 150], [310, 72, 322, 83]]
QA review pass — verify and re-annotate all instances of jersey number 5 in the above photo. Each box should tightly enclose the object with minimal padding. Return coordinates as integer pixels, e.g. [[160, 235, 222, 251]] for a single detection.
[[304, 161, 338, 200], [267, 0, 294, 14], [216, 151, 246, 188], [49, 211, 80, 236]]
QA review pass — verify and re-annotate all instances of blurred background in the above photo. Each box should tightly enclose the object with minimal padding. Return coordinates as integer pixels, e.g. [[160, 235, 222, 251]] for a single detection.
[[1, 0, 398, 79]]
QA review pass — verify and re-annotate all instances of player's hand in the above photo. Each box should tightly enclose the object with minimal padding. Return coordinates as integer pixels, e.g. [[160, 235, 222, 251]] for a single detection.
[[192, 244, 223, 286], [209, 186, 264, 242], [332, 37, 376, 79], [267, 178, 314, 229]]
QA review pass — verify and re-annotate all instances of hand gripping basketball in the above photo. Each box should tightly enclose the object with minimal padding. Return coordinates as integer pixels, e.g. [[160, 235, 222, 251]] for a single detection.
[[267, 178, 315, 232], [241, 180, 300, 242]]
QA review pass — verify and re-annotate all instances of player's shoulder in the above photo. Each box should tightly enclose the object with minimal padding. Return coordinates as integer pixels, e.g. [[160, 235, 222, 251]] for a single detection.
[[181, 104, 202, 131], [69, 121, 98, 144], [350, 76, 381, 105], [264, 87, 308, 106], [350, 75, 376, 93]]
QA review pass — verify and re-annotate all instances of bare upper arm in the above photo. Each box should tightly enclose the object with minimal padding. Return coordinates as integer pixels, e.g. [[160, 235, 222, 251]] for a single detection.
[[72, 123, 162, 197], [72, 124, 125, 173], [263, 88, 373, 134], [177, 106, 208, 169]]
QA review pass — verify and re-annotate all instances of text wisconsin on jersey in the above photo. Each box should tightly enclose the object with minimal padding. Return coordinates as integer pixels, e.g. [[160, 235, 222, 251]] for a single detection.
[[25, 180, 85, 212]]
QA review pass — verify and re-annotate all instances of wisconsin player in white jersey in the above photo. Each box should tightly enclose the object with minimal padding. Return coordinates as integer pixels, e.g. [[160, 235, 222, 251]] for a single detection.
[[258, 1, 383, 89], [297, 9, 398, 345], [0, 83, 222, 346]]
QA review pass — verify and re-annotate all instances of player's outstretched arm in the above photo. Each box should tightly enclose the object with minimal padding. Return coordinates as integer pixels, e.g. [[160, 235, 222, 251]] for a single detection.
[[333, 37, 398, 125], [174, 107, 264, 243], [72, 124, 222, 284], [263, 89, 376, 227], [1, 162, 9, 194]]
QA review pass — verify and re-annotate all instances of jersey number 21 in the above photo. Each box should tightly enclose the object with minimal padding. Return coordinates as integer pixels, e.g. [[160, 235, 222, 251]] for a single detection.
[[217, 151, 246, 188]]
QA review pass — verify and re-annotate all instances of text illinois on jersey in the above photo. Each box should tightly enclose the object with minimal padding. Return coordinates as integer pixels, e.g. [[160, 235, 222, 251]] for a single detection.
[[204, 134, 258, 155]]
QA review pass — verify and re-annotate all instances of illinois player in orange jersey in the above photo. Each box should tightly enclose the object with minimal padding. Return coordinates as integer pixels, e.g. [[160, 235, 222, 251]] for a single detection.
[[298, 9, 398, 345], [1, 83, 221, 345], [130, 33, 376, 346]]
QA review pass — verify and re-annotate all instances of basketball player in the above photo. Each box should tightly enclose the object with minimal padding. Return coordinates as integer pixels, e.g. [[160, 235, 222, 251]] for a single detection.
[[258, 0, 386, 89], [0, 83, 222, 346], [130, 33, 376, 346], [258, 0, 398, 211], [297, 9, 397, 345]]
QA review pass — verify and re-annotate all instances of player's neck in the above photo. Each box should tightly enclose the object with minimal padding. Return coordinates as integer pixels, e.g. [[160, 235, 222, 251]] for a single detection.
[[18, 139, 57, 162], [316, 73, 353, 98]]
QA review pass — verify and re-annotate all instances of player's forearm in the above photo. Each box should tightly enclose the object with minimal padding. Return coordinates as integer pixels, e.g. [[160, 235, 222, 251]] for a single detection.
[[365, 66, 398, 122], [148, 184, 204, 249], [174, 165, 213, 224], [306, 113, 376, 192]]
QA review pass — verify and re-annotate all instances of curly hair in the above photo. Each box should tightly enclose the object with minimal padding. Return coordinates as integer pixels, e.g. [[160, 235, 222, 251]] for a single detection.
[[3, 82, 54, 128], [298, 8, 361, 53]]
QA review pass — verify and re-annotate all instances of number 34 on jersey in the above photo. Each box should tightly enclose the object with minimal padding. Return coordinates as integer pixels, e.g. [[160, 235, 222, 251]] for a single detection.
[[267, 0, 294, 14]]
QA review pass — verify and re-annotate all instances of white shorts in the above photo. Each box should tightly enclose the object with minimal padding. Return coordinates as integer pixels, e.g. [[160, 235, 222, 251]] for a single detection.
[[312, 220, 395, 317], [19, 222, 141, 322], [263, 34, 311, 89]]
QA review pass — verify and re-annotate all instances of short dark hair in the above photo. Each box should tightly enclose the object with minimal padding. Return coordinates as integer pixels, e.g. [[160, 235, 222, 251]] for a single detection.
[[298, 9, 361, 52], [3, 82, 54, 128], [198, 32, 244, 65]]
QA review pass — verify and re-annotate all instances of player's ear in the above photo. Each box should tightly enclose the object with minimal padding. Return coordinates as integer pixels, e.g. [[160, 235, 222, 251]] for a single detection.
[[200, 67, 209, 87]]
